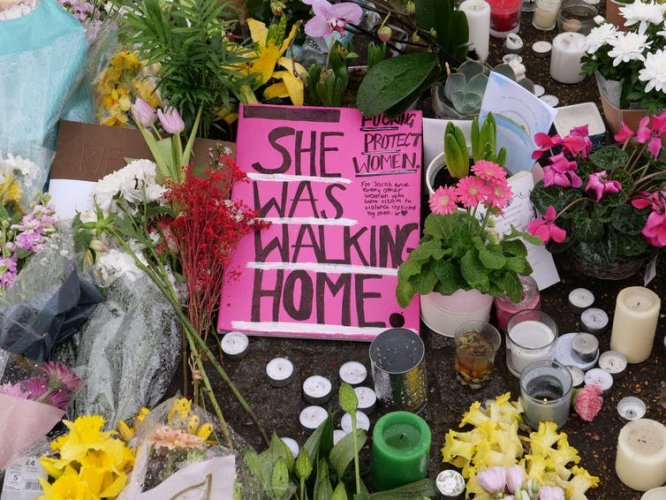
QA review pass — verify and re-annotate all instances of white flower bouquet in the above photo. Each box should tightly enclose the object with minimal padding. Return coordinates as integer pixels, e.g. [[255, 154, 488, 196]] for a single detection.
[[581, 1, 666, 113]]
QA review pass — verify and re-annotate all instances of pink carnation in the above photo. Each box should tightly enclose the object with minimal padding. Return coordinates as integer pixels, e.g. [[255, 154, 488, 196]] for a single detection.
[[574, 384, 604, 422]]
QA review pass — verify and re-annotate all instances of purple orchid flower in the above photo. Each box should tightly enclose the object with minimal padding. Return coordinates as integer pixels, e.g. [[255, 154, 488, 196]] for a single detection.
[[304, 0, 362, 37]]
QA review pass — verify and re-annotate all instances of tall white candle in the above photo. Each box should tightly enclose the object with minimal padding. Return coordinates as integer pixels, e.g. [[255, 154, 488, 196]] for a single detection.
[[507, 320, 556, 376], [460, 0, 491, 62], [611, 287, 661, 363], [615, 419, 666, 491], [550, 32, 586, 84]]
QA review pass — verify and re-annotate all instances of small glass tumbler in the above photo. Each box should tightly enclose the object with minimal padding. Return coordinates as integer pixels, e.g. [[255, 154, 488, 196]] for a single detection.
[[533, 0, 562, 30], [506, 310, 558, 377], [488, 0, 523, 37], [557, 0, 598, 34], [520, 360, 573, 429], [454, 321, 501, 389], [494, 275, 541, 333]]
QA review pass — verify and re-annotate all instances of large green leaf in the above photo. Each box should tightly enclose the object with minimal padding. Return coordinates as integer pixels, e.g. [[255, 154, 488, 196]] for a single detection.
[[433, 260, 464, 295], [612, 205, 648, 235], [396, 278, 416, 308], [313, 458, 334, 500], [303, 415, 333, 464], [329, 430, 367, 478], [460, 249, 489, 291], [478, 245, 507, 270], [424, 212, 458, 240], [369, 479, 438, 499], [357, 53, 438, 117], [572, 212, 605, 242], [589, 147, 629, 171]]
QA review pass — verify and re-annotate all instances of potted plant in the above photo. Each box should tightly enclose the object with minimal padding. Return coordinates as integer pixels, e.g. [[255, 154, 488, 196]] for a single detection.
[[527, 118, 665, 280], [397, 160, 536, 336], [581, 3, 666, 139]]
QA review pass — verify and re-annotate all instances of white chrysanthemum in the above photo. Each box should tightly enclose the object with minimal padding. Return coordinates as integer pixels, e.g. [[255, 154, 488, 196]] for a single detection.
[[619, 1, 665, 33], [639, 49, 666, 92], [608, 32, 651, 66], [92, 159, 166, 214], [585, 24, 618, 54], [0, 153, 39, 182], [95, 248, 145, 284]]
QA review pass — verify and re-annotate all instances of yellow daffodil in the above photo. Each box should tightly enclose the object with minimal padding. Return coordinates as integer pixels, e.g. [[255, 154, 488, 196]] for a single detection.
[[529, 421, 560, 456], [525, 453, 549, 484], [566, 465, 600, 499], [196, 422, 213, 440], [460, 401, 490, 428], [167, 398, 192, 424], [117, 420, 134, 442], [187, 415, 200, 434], [465, 470, 493, 500], [475, 439, 515, 468], [441, 430, 474, 469], [454, 428, 485, 445], [0, 174, 22, 208], [58, 416, 117, 463], [493, 423, 523, 459], [38, 468, 94, 500]]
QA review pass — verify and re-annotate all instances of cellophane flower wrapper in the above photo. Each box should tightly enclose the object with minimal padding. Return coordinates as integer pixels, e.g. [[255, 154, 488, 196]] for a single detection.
[[0, 143, 53, 210], [118, 397, 262, 499], [0, 349, 71, 469], [0, 0, 89, 153], [0, 228, 104, 361], [71, 271, 181, 429]]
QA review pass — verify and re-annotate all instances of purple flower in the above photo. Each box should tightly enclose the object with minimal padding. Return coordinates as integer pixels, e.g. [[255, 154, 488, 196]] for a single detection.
[[21, 378, 48, 399], [0, 255, 18, 290], [506, 465, 526, 493], [15, 231, 45, 253], [476, 467, 507, 494], [539, 486, 565, 500], [0, 382, 29, 399], [585, 171, 622, 202], [304, 0, 362, 37], [45, 389, 71, 410], [157, 107, 185, 134], [41, 362, 82, 393], [543, 152, 582, 188], [132, 98, 157, 127]]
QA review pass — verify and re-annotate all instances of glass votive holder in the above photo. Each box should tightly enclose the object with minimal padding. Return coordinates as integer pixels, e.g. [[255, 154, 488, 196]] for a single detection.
[[494, 275, 541, 333], [506, 310, 558, 377], [533, 0, 562, 30], [488, 0, 523, 37], [454, 321, 502, 389], [557, 0, 598, 34], [520, 360, 573, 429]]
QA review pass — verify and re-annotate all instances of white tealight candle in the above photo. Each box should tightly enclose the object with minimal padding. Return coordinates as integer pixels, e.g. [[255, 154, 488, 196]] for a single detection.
[[299, 406, 328, 430], [341, 411, 370, 433], [584, 368, 613, 392], [507, 320, 556, 376], [617, 397, 646, 421], [642, 487, 666, 499], [339, 361, 367, 386], [550, 32, 586, 84], [571, 333, 599, 363], [611, 287, 661, 363], [459, 0, 490, 62], [333, 429, 347, 445], [566, 365, 585, 387], [354, 386, 377, 414], [568, 288, 594, 312], [616, 419, 666, 491], [266, 357, 295, 387], [280, 437, 300, 459], [302, 375, 332, 405], [220, 331, 249, 359], [532, 41, 552, 57], [581, 308, 610, 335], [598, 350, 628, 378]]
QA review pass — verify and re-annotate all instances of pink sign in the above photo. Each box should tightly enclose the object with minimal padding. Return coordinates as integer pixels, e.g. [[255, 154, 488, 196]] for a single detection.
[[218, 104, 422, 341]]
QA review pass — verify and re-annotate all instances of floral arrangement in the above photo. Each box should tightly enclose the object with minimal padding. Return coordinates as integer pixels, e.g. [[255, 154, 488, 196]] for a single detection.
[[581, 0, 666, 113], [0, 361, 80, 409], [397, 161, 537, 306], [441, 393, 600, 499], [528, 117, 666, 271], [38, 415, 135, 499], [94, 50, 161, 127], [0, 151, 41, 209]]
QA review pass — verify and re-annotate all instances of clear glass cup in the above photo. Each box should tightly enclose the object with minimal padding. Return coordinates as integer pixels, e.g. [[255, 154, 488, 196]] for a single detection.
[[454, 320, 501, 388], [520, 360, 573, 429], [557, 0, 599, 34], [487, 0, 523, 37], [506, 310, 558, 377], [533, 0, 562, 30]]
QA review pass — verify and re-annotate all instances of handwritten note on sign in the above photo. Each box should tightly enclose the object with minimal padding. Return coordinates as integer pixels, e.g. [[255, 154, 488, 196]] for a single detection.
[[218, 104, 422, 341]]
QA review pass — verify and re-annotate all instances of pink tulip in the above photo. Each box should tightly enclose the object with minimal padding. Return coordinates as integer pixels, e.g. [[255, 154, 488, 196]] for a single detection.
[[585, 171, 622, 201], [131, 98, 157, 127], [476, 466, 507, 494], [157, 107, 185, 134], [505, 465, 526, 494], [527, 205, 567, 244]]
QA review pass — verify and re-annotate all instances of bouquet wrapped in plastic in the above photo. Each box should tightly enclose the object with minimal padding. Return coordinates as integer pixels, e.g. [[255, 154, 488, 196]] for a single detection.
[[0, 348, 81, 468]]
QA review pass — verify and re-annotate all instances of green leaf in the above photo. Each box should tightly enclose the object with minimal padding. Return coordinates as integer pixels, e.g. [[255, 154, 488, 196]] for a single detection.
[[612, 205, 648, 235], [329, 430, 367, 478], [530, 181, 580, 214], [589, 146, 629, 171], [271, 433, 295, 473], [478, 245, 507, 270], [614, 231, 650, 258], [501, 239, 528, 257], [332, 483, 349, 500], [396, 278, 416, 308], [424, 213, 458, 240], [369, 479, 438, 499], [505, 256, 531, 274], [295, 449, 313, 481], [303, 414, 332, 463], [271, 459, 290, 499], [433, 260, 464, 296], [314, 457, 334, 500], [339, 383, 358, 414], [502, 271, 523, 302], [572, 212, 605, 242], [357, 53, 438, 117], [410, 262, 438, 295], [460, 249, 489, 292]]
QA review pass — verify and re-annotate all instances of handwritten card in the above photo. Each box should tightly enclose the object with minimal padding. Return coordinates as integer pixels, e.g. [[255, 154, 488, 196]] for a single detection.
[[218, 105, 422, 341]]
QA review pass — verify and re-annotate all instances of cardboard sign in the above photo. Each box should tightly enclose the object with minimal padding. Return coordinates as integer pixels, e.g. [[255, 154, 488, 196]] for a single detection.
[[218, 104, 422, 341]]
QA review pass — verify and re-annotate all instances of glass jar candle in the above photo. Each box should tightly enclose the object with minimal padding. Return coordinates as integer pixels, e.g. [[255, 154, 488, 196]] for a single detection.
[[506, 310, 558, 377], [557, 0, 598, 34], [533, 0, 562, 30], [494, 276, 541, 333], [520, 360, 573, 429], [487, 0, 523, 37]]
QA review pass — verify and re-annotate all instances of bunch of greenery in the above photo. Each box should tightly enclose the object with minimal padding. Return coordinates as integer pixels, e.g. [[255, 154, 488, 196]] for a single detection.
[[305, 41, 358, 107], [121, 0, 253, 137]]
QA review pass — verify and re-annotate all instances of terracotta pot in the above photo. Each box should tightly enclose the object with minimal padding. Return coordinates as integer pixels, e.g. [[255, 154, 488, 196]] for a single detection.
[[420, 289, 494, 337], [599, 92, 666, 147], [605, 0, 627, 30]]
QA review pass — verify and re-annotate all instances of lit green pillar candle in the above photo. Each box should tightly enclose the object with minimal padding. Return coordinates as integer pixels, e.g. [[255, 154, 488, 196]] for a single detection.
[[371, 411, 432, 491]]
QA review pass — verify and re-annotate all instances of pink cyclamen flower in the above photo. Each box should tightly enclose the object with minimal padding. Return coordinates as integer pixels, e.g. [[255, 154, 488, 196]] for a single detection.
[[456, 176, 489, 208], [476, 467, 507, 494], [304, 0, 362, 37], [636, 114, 665, 158], [642, 209, 666, 247], [574, 384, 604, 422], [585, 171, 622, 201], [505, 465, 526, 494], [532, 132, 562, 160], [614, 121, 635, 143], [472, 160, 507, 182], [131, 98, 157, 127], [562, 126, 592, 158], [0, 382, 29, 399], [539, 486, 565, 500], [485, 178, 513, 211], [41, 362, 82, 393], [543, 153, 582, 188], [429, 186, 458, 215], [527, 205, 567, 244], [157, 107, 185, 134]]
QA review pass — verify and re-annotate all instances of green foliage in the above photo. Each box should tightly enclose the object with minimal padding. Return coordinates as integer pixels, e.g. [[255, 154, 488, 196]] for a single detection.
[[306, 42, 357, 107], [396, 211, 533, 306], [121, 0, 252, 137], [444, 122, 468, 179]]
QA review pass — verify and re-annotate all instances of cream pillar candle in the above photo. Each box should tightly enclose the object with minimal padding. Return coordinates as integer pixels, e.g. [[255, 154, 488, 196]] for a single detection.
[[615, 419, 666, 491], [460, 0, 491, 62], [610, 286, 661, 363], [550, 32, 586, 84]]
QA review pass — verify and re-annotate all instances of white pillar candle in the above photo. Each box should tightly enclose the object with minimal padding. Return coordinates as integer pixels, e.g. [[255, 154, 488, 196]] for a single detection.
[[550, 32, 586, 84], [459, 0, 490, 62], [506, 320, 557, 376], [611, 287, 661, 363], [616, 419, 666, 491]]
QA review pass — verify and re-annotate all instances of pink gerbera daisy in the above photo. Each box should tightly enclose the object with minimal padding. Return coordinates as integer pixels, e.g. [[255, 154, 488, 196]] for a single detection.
[[21, 378, 48, 399], [429, 186, 458, 215], [472, 160, 507, 182], [456, 176, 489, 208], [41, 361, 82, 393], [485, 179, 513, 211]]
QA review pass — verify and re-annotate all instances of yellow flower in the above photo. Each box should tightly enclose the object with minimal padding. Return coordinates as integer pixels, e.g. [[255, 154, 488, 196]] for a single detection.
[[0, 174, 22, 207], [442, 430, 474, 470], [133, 78, 160, 108], [460, 401, 490, 428], [465, 470, 493, 500], [566, 466, 600, 499], [58, 416, 116, 463], [168, 398, 192, 424], [529, 421, 560, 456], [525, 453, 549, 484], [196, 422, 213, 440], [117, 420, 134, 442], [187, 415, 200, 434], [38, 470, 94, 500]]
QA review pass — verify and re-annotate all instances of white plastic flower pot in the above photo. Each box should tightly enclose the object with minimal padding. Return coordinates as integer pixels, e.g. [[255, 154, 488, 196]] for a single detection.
[[420, 289, 494, 337], [425, 152, 447, 196]]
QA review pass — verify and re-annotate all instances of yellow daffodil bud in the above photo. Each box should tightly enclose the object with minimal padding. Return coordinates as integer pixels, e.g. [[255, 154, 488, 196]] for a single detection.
[[196, 423, 214, 440], [566, 466, 600, 499], [406, 1, 416, 14], [118, 420, 134, 442], [187, 415, 200, 434]]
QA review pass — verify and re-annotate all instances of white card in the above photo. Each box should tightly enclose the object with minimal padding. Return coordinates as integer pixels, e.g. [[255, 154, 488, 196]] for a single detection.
[[47, 179, 95, 219]]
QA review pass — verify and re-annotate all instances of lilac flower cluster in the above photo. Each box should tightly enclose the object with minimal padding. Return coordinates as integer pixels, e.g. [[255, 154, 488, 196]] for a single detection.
[[57, 0, 99, 22]]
